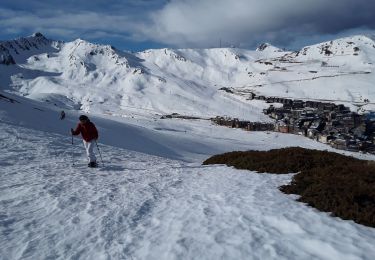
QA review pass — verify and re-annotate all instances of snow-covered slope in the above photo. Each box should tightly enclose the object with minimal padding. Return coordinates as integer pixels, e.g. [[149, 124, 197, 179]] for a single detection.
[[1, 89, 375, 260], [240, 35, 375, 110], [2, 33, 375, 121], [1, 90, 348, 162], [0, 33, 270, 121], [0, 32, 61, 64]]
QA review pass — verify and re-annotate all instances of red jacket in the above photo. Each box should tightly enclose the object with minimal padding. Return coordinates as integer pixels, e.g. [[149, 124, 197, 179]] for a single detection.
[[72, 121, 98, 142]]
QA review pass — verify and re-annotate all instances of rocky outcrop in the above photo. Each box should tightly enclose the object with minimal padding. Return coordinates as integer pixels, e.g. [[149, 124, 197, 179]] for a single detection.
[[0, 32, 55, 64], [256, 43, 282, 52], [0, 46, 15, 65]]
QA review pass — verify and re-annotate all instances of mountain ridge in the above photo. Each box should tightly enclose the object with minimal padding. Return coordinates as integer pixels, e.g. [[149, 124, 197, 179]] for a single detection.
[[1, 33, 374, 119]]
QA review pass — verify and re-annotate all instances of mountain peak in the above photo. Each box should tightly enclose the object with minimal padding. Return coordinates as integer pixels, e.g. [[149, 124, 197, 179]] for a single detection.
[[32, 32, 45, 38], [256, 43, 282, 52], [0, 32, 58, 64]]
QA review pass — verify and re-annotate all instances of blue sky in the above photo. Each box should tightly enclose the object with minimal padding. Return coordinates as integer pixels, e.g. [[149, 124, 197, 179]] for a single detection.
[[1, 0, 375, 51]]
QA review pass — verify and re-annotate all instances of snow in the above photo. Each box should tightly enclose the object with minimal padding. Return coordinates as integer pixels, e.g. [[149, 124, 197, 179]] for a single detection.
[[1, 33, 375, 259], [239, 35, 375, 111], [1, 90, 375, 260], [3, 33, 375, 120], [1, 121, 375, 259]]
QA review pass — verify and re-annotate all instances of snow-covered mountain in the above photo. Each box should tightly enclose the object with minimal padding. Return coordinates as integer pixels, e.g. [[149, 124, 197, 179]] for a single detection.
[[256, 42, 283, 53], [1, 33, 375, 120], [241, 35, 375, 111], [0, 32, 60, 64], [2, 34, 375, 259]]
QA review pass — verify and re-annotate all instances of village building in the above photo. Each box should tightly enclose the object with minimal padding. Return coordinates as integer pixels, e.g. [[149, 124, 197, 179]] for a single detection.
[[212, 95, 375, 153]]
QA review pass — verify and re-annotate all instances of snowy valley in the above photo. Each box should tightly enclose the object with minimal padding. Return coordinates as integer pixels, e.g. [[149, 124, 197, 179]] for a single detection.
[[1, 33, 375, 259]]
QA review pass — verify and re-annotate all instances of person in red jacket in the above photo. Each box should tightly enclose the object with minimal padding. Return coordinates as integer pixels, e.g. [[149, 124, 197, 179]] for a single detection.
[[71, 115, 99, 167]]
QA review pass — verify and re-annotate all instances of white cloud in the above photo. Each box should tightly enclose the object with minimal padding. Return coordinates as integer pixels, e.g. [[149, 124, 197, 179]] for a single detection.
[[1, 0, 375, 49], [136, 0, 375, 48]]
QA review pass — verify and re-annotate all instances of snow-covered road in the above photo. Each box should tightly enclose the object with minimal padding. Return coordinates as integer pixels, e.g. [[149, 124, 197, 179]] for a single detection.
[[1, 122, 375, 260]]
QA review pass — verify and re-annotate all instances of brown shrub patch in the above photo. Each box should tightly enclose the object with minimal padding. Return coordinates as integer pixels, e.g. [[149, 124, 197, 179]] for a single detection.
[[203, 147, 375, 228]]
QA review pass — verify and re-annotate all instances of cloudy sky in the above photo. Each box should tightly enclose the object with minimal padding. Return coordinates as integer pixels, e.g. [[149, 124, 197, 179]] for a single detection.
[[1, 0, 374, 51]]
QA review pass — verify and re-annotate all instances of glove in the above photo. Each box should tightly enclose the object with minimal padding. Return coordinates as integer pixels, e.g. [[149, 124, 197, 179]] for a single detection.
[[71, 128, 74, 135]]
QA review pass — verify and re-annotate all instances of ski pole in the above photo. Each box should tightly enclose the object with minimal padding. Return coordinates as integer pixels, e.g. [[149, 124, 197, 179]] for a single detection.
[[95, 140, 104, 167], [71, 134, 75, 166]]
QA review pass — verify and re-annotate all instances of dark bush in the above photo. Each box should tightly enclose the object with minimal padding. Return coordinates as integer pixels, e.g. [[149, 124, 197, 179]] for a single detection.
[[203, 147, 375, 228]]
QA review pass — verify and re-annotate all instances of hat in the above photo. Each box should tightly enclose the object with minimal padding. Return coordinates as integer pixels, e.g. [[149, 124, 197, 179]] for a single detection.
[[79, 115, 89, 121]]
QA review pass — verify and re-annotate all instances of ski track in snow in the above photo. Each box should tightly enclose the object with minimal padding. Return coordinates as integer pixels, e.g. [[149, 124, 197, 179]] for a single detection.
[[1, 122, 375, 260]]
